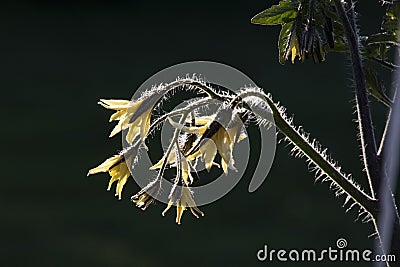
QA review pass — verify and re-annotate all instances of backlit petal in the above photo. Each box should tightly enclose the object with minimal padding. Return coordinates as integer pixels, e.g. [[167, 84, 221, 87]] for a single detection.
[[149, 152, 176, 170], [87, 155, 121, 175], [125, 121, 141, 144], [98, 99, 131, 110], [199, 140, 217, 171], [176, 205, 185, 225], [109, 110, 126, 122]]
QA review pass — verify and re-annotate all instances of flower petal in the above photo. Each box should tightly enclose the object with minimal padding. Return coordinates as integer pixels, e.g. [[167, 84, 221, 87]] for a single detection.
[[98, 99, 131, 110], [176, 205, 185, 225], [213, 129, 233, 174], [181, 160, 191, 184], [199, 139, 217, 171], [149, 151, 176, 170], [115, 172, 129, 200], [162, 201, 173, 216], [108, 162, 130, 200], [182, 187, 204, 218], [109, 119, 128, 137], [132, 193, 154, 210], [189, 116, 213, 126], [87, 155, 121, 175], [109, 110, 126, 122]]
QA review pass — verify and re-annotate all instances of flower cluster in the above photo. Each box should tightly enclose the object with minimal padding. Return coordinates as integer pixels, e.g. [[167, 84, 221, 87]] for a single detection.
[[88, 79, 263, 224]]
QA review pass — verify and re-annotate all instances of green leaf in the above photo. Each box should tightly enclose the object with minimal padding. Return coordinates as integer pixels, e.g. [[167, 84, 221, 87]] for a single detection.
[[364, 32, 400, 47], [382, 1, 400, 34], [360, 2, 400, 70], [252, 0, 348, 63], [278, 22, 294, 64], [330, 36, 348, 52], [251, 0, 299, 25]]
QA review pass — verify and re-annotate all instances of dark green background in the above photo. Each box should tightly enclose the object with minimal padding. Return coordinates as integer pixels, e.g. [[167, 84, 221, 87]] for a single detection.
[[1, 1, 397, 266]]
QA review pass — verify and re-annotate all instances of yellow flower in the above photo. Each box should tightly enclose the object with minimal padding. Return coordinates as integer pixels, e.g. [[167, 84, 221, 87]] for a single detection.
[[131, 192, 154, 210], [162, 185, 204, 225], [98, 99, 132, 136], [169, 115, 246, 174], [87, 155, 131, 200], [131, 179, 161, 210], [87, 154, 121, 174], [286, 33, 300, 63], [98, 98, 153, 146]]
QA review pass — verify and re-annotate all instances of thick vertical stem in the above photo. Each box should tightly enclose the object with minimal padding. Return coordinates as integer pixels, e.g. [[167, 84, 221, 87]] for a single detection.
[[376, 43, 400, 267], [333, 0, 400, 263], [333, 0, 381, 197]]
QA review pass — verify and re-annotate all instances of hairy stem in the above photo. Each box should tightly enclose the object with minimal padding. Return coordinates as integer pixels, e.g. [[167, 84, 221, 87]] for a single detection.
[[376, 54, 400, 266], [333, 0, 381, 197], [241, 89, 378, 217], [260, 95, 379, 218], [333, 0, 400, 262]]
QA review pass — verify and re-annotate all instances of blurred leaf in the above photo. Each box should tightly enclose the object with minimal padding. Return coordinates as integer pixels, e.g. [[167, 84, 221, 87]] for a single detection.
[[251, 0, 298, 25], [331, 36, 348, 52], [252, 0, 349, 64], [360, 1, 400, 70], [329, 20, 348, 52], [382, 1, 400, 35], [292, 1, 342, 63], [363, 41, 378, 57], [364, 32, 400, 46], [364, 66, 392, 107], [379, 43, 387, 60], [279, 22, 294, 64]]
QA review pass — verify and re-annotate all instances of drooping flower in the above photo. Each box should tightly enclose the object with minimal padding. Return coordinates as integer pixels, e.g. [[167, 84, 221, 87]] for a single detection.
[[131, 179, 161, 210], [87, 154, 122, 175], [97, 99, 134, 136], [162, 185, 204, 225], [98, 98, 155, 146], [286, 32, 301, 63], [87, 154, 132, 200], [168, 112, 247, 174], [132, 192, 154, 210]]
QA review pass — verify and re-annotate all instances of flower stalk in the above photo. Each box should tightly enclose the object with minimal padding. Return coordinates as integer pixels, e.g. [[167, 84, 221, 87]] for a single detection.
[[239, 89, 379, 218]]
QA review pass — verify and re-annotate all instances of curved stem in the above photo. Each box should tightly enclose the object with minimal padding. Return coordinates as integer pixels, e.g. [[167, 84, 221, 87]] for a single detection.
[[334, 1, 400, 261], [261, 93, 378, 217], [239, 89, 378, 217], [160, 79, 225, 100]]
